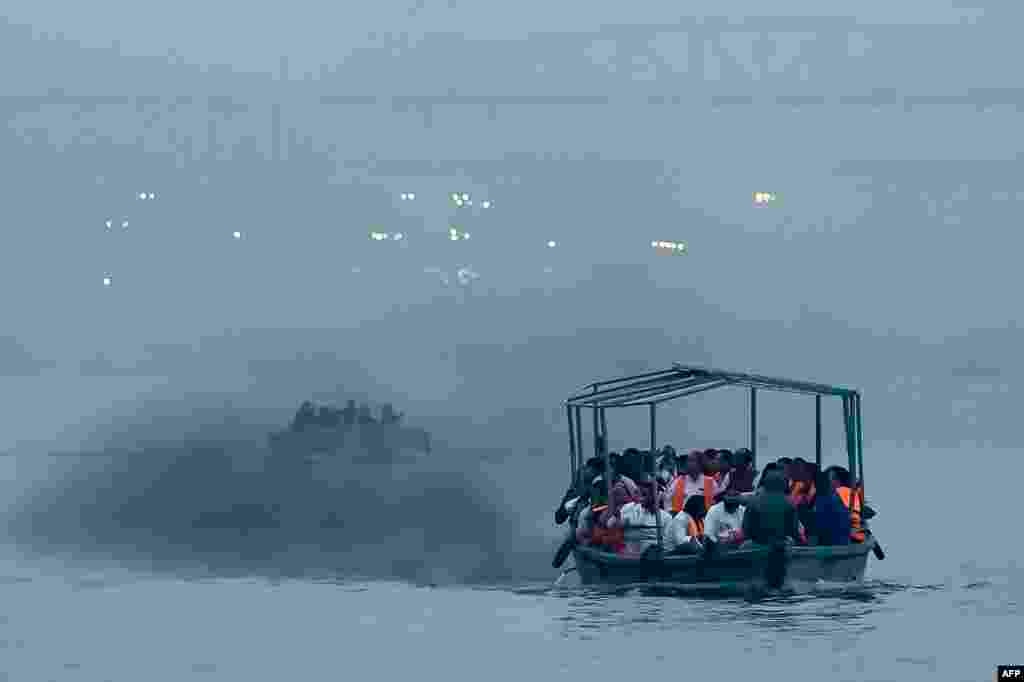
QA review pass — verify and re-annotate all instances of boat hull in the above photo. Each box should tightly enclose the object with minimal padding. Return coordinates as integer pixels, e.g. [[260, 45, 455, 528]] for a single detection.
[[572, 537, 874, 587], [267, 423, 431, 458]]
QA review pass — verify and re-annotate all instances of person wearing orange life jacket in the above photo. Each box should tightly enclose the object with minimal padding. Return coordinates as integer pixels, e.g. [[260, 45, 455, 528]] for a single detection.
[[826, 466, 865, 542], [606, 478, 678, 557], [666, 494, 708, 554], [667, 450, 717, 514]]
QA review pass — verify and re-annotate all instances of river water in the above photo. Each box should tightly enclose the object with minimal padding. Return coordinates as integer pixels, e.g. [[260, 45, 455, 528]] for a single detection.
[[1, 444, 1020, 682]]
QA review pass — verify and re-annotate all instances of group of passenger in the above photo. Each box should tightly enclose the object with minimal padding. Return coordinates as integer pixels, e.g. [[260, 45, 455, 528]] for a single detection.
[[555, 444, 870, 560], [289, 400, 404, 432]]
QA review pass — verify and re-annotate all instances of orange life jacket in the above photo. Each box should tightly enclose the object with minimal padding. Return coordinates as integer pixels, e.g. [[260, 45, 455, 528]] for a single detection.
[[670, 476, 715, 514], [836, 486, 865, 542]]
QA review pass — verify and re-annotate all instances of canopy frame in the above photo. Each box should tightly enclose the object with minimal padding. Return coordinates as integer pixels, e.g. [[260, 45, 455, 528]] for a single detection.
[[564, 363, 865, 546]]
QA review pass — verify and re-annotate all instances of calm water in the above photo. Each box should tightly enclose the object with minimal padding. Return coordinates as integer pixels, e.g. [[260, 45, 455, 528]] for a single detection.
[[1, 445, 1020, 682]]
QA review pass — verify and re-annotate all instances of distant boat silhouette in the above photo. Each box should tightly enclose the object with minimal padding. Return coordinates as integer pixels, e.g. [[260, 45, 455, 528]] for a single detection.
[[951, 361, 1001, 378]]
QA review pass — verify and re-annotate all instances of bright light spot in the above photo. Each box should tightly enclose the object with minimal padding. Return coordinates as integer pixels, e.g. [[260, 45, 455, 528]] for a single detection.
[[138, 192, 147, 200], [400, 193, 408, 200], [105, 220, 112, 229], [148, 192, 155, 199], [547, 240, 557, 248], [455, 199, 464, 207], [482, 200, 491, 209], [102, 276, 112, 286], [407, 193, 415, 201], [753, 192, 777, 204], [450, 234, 459, 241], [463, 232, 470, 239], [461, 193, 469, 201], [450, 193, 459, 201], [121, 221, 128, 229], [652, 239, 687, 253], [233, 231, 242, 239], [393, 233, 404, 241], [449, 227, 458, 235]]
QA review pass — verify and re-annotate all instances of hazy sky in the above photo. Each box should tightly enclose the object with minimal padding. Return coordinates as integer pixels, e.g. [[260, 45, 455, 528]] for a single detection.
[[1, 2, 1022, 433]]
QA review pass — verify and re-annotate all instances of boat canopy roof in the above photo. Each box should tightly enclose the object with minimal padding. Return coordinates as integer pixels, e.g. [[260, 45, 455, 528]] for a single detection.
[[565, 363, 858, 409]]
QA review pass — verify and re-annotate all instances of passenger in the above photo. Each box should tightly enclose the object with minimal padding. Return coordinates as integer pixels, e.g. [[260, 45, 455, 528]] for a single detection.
[[666, 494, 708, 554], [341, 400, 357, 425], [794, 462, 820, 542], [757, 462, 781, 490], [574, 475, 608, 546], [704, 495, 746, 547], [554, 456, 604, 525], [669, 449, 718, 515], [290, 401, 316, 431], [609, 452, 639, 500], [655, 454, 677, 510], [716, 449, 734, 491], [380, 403, 401, 425], [788, 458, 815, 505], [605, 478, 678, 557], [357, 404, 376, 424], [740, 470, 800, 546], [827, 466, 865, 542], [725, 448, 756, 495], [813, 469, 851, 546]]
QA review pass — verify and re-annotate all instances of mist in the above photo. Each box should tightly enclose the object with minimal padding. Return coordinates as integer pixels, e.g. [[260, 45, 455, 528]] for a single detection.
[[2, 4, 1023, 584]]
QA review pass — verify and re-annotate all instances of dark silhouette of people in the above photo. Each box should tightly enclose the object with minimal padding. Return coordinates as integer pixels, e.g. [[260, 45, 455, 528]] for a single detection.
[[318, 406, 341, 428], [291, 401, 316, 431], [342, 400, 357, 425], [357, 403, 375, 424], [380, 403, 403, 425]]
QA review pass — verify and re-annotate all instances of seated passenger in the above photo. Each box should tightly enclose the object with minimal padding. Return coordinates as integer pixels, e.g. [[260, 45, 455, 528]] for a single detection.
[[813, 469, 851, 546], [666, 494, 708, 554], [609, 452, 639, 499], [725, 448, 756, 495], [788, 458, 815, 505], [357, 404, 375, 424], [605, 479, 677, 557], [666, 450, 717, 515], [575, 476, 611, 545], [715, 449, 734, 491], [555, 456, 604, 525], [655, 454, 677, 510], [741, 470, 800, 547], [290, 400, 316, 431], [826, 466, 865, 543], [704, 496, 746, 547]]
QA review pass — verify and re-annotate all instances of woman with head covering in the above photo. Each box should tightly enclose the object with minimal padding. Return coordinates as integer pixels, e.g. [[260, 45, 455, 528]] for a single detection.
[[605, 477, 677, 557]]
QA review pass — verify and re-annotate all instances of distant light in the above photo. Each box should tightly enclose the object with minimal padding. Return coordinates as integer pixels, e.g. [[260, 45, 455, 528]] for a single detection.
[[400, 193, 408, 200], [652, 240, 687, 253], [463, 232, 470, 239], [753, 192, 777, 204], [233, 230, 242, 239], [393, 233, 404, 240], [407, 192, 415, 201], [455, 199, 464, 207], [138, 192, 147, 200], [450, 193, 460, 202], [547, 240, 557, 248], [481, 200, 491, 209], [461, 193, 469, 201], [105, 220, 112, 229], [102, 276, 112, 286], [148, 192, 155, 200], [450, 234, 459, 241], [121, 220, 128, 229]]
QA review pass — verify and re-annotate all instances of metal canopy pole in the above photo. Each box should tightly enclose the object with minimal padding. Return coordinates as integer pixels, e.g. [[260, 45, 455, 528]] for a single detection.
[[574, 406, 583, 472], [842, 395, 856, 532], [815, 395, 822, 470], [650, 403, 663, 550], [749, 387, 758, 469], [567, 405, 577, 482]]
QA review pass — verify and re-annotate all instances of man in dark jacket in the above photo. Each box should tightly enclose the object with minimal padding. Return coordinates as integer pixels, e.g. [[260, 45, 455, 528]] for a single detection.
[[741, 470, 800, 546]]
